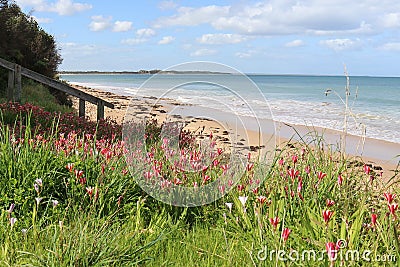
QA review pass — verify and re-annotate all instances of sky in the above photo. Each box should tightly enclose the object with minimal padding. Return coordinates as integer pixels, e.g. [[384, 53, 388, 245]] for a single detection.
[[14, 0, 400, 76]]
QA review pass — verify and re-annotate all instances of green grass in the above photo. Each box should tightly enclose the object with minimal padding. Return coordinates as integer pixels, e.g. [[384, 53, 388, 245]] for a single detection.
[[1, 80, 73, 114], [0, 103, 399, 266]]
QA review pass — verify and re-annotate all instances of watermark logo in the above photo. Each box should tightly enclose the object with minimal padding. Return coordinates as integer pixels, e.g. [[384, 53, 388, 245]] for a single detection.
[[257, 239, 396, 263], [122, 62, 276, 207]]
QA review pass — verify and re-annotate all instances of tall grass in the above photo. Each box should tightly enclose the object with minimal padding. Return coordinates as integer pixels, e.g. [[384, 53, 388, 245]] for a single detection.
[[0, 102, 399, 266]]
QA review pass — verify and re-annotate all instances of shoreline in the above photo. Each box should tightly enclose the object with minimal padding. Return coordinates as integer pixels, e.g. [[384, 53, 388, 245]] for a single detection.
[[70, 84, 399, 180]]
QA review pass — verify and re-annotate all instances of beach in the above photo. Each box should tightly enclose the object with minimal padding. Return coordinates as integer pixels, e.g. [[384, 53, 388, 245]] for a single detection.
[[70, 84, 399, 182]]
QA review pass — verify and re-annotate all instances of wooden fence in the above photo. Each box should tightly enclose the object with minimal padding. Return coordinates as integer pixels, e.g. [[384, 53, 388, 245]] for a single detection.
[[0, 57, 114, 121]]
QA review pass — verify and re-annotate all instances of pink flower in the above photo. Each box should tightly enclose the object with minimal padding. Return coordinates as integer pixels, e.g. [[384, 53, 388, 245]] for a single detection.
[[86, 187, 94, 198], [364, 164, 371, 175], [66, 163, 74, 172], [269, 217, 279, 230], [256, 196, 268, 205], [337, 174, 343, 186], [388, 203, 398, 220], [281, 228, 291, 242], [371, 213, 377, 226], [322, 210, 334, 223], [317, 171, 327, 180], [221, 164, 229, 174], [10, 217, 17, 228], [278, 158, 284, 166], [326, 242, 338, 262], [203, 175, 211, 184], [326, 199, 335, 207], [288, 169, 299, 180], [7, 203, 15, 214], [383, 192, 396, 204], [237, 184, 245, 192], [305, 165, 311, 174], [174, 178, 183, 185], [292, 155, 298, 164]]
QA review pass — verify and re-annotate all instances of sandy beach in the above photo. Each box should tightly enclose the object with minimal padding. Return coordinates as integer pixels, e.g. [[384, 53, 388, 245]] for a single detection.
[[70, 84, 399, 182]]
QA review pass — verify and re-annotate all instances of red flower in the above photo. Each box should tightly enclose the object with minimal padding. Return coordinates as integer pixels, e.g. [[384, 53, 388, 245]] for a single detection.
[[317, 171, 327, 180], [66, 163, 74, 172], [388, 203, 398, 220], [383, 192, 396, 204], [371, 213, 377, 226], [326, 242, 338, 262], [288, 169, 299, 180], [337, 174, 343, 186], [291, 155, 298, 164], [281, 228, 291, 242], [322, 210, 334, 223], [256, 196, 268, 205], [203, 175, 211, 184], [237, 184, 245, 191], [364, 164, 371, 175], [269, 217, 279, 230], [326, 199, 335, 207], [278, 158, 284, 166], [246, 163, 254, 172], [74, 170, 84, 179]]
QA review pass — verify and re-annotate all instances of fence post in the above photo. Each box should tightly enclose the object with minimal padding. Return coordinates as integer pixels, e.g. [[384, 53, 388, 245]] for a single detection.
[[14, 64, 22, 102], [97, 100, 105, 121], [7, 69, 15, 101], [79, 99, 85, 118]]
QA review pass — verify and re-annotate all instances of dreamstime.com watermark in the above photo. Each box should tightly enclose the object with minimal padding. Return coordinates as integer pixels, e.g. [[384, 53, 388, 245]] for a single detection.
[[257, 240, 396, 263]]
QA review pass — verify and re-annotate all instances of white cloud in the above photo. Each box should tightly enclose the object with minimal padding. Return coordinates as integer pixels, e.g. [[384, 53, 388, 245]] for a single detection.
[[158, 36, 175, 44], [32, 16, 53, 23], [235, 50, 256, 58], [197, 33, 247, 44], [121, 38, 147, 45], [153, 5, 230, 27], [89, 15, 112, 32], [379, 42, 400, 51], [320, 38, 362, 51], [190, 48, 217, 57], [158, 0, 178, 10], [17, 0, 92, 16], [136, 28, 156, 38], [113, 21, 133, 32], [153, 1, 400, 36], [285, 39, 304, 48]]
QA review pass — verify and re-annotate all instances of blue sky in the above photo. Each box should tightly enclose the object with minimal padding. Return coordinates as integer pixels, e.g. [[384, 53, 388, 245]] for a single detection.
[[15, 0, 400, 76]]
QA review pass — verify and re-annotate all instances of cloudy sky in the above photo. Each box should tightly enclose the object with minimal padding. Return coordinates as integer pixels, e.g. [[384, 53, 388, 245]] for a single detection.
[[15, 0, 400, 76]]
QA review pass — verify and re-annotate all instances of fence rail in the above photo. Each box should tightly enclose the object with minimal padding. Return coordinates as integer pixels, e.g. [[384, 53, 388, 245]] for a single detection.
[[0, 57, 114, 121]]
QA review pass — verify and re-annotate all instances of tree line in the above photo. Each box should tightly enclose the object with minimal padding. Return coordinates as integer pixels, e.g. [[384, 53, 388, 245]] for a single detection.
[[0, 0, 68, 105]]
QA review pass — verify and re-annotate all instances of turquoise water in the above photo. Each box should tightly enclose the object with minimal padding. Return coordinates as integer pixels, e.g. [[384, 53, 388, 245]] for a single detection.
[[60, 74, 400, 144]]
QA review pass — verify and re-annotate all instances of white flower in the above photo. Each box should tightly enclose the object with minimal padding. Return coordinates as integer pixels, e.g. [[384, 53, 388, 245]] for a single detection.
[[10, 217, 17, 227], [35, 197, 43, 205], [225, 202, 233, 213], [35, 179, 43, 187], [52, 200, 59, 207], [238, 196, 248, 207]]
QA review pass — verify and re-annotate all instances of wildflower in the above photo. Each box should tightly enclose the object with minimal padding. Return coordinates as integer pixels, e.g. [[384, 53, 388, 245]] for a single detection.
[[228, 180, 234, 187], [269, 217, 279, 230], [237, 184, 245, 192], [35, 197, 43, 206], [317, 171, 327, 180], [305, 165, 311, 174], [388, 203, 398, 220], [322, 210, 334, 224], [337, 174, 343, 186], [383, 192, 396, 204], [256, 196, 268, 205], [371, 213, 377, 226], [203, 175, 211, 184], [281, 228, 291, 242], [21, 228, 28, 236], [10, 217, 17, 228], [288, 169, 299, 180], [225, 202, 233, 213], [218, 185, 225, 193], [278, 158, 284, 166], [247, 152, 251, 161], [7, 203, 15, 214], [174, 178, 183, 185], [35, 179, 43, 187], [223, 212, 227, 223], [292, 155, 298, 164], [246, 163, 254, 172], [75, 170, 84, 179], [297, 179, 303, 193], [252, 187, 259, 194], [326, 199, 335, 207], [239, 196, 248, 207], [221, 164, 229, 174], [52, 200, 59, 207], [66, 163, 74, 172], [193, 182, 198, 188], [326, 242, 338, 262], [34, 183, 40, 194], [217, 148, 223, 155], [364, 164, 371, 175], [86, 187, 94, 198]]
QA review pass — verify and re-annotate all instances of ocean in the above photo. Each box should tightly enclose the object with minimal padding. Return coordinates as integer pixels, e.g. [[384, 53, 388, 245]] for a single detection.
[[60, 73, 400, 144]]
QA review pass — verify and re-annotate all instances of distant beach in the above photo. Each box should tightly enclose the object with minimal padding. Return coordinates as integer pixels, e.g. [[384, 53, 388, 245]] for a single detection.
[[69, 79, 400, 181]]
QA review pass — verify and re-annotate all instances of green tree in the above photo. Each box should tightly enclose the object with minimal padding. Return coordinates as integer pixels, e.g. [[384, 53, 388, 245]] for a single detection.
[[0, 0, 66, 104]]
